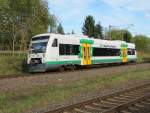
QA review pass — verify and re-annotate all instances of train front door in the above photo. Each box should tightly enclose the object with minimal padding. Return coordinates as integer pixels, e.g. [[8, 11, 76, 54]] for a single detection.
[[122, 48, 127, 63], [82, 43, 92, 65]]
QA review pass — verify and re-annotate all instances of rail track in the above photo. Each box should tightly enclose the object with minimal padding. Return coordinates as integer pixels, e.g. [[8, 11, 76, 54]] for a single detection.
[[0, 62, 147, 80], [45, 82, 150, 113]]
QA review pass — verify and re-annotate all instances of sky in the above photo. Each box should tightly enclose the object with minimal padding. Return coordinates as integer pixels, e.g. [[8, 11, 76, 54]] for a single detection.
[[48, 0, 150, 37]]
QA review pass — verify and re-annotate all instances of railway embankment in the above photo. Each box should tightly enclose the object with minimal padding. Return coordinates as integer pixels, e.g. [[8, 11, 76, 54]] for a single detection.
[[0, 51, 150, 76], [0, 63, 150, 113]]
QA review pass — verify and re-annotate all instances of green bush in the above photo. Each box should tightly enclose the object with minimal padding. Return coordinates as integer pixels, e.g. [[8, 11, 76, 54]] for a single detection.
[[137, 51, 150, 62], [0, 53, 27, 75]]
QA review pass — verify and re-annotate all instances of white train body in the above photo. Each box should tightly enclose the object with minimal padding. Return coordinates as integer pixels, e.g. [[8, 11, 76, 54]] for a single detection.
[[27, 33, 137, 72]]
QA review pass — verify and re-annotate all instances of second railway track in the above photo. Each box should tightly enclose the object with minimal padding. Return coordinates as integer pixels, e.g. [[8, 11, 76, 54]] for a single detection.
[[45, 82, 150, 113]]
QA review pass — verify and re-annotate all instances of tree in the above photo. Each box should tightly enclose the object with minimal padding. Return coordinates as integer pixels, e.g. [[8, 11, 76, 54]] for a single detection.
[[57, 23, 64, 34], [0, 0, 57, 52], [133, 35, 150, 52], [107, 29, 132, 42], [82, 15, 95, 37], [49, 15, 57, 33], [121, 30, 132, 42], [71, 30, 75, 34], [94, 22, 103, 39]]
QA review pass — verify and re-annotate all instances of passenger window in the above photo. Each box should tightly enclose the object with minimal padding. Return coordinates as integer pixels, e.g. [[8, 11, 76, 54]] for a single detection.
[[93, 47, 120, 56], [59, 44, 79, 55], [52, 39, 58, 47]]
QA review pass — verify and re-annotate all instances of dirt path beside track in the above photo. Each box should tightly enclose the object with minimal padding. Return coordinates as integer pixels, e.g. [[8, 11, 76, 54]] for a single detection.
[[0, 63, 149, 92]]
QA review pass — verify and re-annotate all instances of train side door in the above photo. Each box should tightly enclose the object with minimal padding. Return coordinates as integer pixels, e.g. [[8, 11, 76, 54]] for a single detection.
[[82, 43, 92, 65], [87, 44, 92, 65], [122, 48, 127, 63]]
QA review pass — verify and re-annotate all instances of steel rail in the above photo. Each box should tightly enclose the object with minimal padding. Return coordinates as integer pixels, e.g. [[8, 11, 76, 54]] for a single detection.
[[45, 82, 150, 113]]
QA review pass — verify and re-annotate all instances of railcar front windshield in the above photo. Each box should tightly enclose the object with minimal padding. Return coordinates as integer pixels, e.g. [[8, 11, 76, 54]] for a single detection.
[[31, 42, 48, 53], [30, 36, 49, 53]]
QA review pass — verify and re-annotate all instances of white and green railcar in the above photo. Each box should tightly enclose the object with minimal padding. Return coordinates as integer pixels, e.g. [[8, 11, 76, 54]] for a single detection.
[[27, 33, 137, 72]]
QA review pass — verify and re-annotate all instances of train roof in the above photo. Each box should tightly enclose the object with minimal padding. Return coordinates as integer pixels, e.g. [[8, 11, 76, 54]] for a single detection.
[[32, 33, 51, 38], [32, 33, 135, 47]]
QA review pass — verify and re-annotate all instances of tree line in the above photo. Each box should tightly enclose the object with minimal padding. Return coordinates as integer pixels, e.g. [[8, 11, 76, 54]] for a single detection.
[[0, 0, 63, 51], [82, 15, 150, 53], [0, 2, 149, 53]]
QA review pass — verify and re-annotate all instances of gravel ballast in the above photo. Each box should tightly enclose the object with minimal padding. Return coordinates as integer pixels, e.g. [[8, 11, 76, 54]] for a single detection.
[[0, 63, 149, 91]]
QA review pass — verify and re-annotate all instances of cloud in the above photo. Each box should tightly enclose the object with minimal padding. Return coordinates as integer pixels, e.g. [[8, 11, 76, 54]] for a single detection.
[[102, 0, 150, 11], [48, 0, 96, 33], [127, 0, 150, 11], [101, 0, 131, 8], [145, 13, 150, 19], [49, 0, 134, 25], [100, 0, 150, 31], [48, 0, 150, 36], [49, 0, 94, 22], [99, 0, 135, 27]]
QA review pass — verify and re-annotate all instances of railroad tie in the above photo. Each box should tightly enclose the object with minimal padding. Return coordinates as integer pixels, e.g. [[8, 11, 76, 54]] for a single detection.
[[84, 105, 103, 112], [74, 108, 92, 113], [45, 82, 150, 113]]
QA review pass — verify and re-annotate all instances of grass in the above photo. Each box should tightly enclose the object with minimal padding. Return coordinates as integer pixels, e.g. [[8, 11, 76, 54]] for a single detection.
[[0, 51, 149, 75], [0, 53, 27, 75], [0, 67, 150, 113], [137, 51, 150, 62]]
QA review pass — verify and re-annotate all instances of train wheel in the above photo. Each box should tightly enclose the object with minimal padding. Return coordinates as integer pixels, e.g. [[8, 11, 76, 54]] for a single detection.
[[58, 66, 65, 72], [70, 65, 76, 71]]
